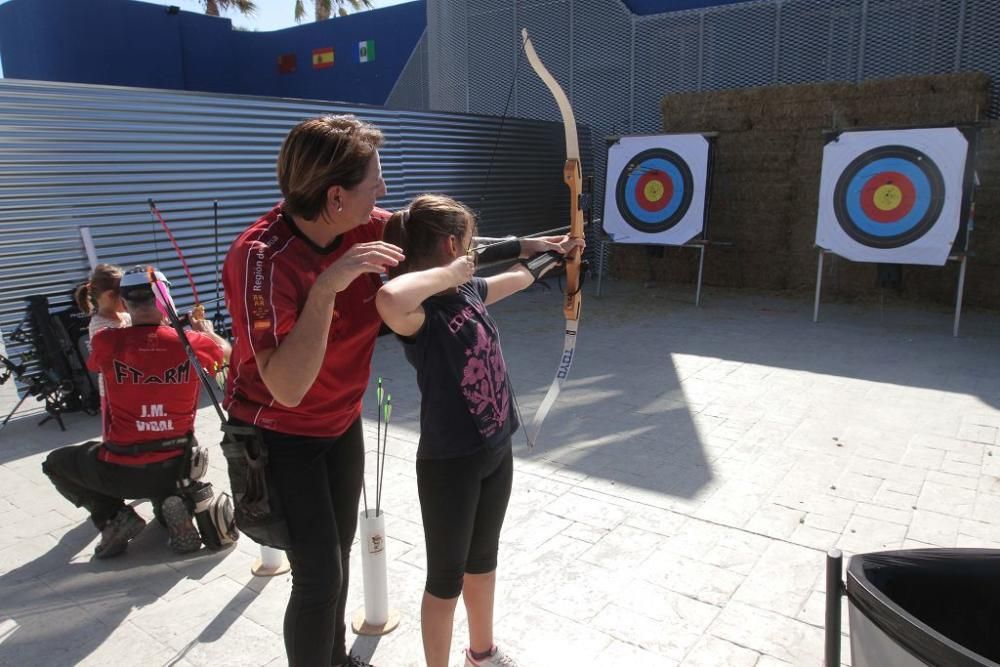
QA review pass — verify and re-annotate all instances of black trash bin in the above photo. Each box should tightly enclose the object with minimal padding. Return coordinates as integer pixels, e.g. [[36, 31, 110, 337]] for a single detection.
[[846, 549, 1000, 666]]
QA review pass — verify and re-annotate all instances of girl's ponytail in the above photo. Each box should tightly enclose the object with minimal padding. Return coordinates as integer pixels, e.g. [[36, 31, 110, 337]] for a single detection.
[[75, 282, 94, 315]]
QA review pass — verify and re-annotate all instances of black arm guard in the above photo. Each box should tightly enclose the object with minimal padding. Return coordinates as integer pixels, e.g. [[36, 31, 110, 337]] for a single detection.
[[475, 237, 521, 265], [518, 250, 564, 282]]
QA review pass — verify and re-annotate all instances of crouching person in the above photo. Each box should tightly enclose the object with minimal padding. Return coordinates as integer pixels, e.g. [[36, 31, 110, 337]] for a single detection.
[[42, 266, 231, 559]]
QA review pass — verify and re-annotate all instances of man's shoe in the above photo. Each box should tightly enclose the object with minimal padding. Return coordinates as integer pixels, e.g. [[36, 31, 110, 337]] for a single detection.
[[337, 655, 376, 667], [162, 495, 201, 554], [94, 507, 146, 559], [465, 645, 519, 667]]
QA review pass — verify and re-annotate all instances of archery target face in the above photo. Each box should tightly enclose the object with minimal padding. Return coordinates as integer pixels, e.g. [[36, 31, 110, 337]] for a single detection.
[[617, 148, 692, 232], [816, 128, 968, 265], [603, 134, 710, 245]]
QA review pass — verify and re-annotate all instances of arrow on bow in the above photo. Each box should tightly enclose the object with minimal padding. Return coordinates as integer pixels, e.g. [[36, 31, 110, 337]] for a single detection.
[[521, 28, 586, 447]]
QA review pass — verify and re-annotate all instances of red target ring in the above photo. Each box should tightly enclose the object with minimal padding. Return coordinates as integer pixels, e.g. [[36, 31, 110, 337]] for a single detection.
[[635, 171, 673, 212], [859, 171, 916, 223]]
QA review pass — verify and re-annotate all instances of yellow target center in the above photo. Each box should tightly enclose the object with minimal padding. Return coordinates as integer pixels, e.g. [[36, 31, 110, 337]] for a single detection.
[[873, 184, 903, 211], [643, 180, 665, 202]]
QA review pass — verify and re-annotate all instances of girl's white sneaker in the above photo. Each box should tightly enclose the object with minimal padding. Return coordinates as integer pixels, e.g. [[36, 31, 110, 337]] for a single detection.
[[464, 645, 519, 667]]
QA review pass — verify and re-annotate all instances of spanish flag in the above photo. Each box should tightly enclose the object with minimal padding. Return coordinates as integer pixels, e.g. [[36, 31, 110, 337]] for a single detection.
[[312, 47, 334, 69]]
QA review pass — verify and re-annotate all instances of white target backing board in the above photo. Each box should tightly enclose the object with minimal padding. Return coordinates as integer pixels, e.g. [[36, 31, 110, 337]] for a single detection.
[[603, 133, 711, 245], [815, 127, 970, 266]]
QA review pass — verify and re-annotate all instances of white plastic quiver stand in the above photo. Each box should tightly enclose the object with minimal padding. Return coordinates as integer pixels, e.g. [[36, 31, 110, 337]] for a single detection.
[[352, 509, 400, 635], [251, 545, 290, 577]]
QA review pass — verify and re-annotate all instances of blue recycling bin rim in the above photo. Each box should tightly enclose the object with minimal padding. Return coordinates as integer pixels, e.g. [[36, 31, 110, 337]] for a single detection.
[[847, 549, 1000, 667]]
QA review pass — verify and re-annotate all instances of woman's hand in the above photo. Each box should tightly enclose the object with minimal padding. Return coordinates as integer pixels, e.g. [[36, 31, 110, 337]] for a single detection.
[[520, 235, 586, 258], [314, 241, 404, 300]]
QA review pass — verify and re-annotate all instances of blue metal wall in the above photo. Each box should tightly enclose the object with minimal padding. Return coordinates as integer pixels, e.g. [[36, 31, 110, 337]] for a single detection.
[[0, 0, 426, 106]]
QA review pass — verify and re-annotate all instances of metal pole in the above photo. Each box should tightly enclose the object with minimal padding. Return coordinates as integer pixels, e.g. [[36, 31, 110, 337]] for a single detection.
[[628, 17, 635, 129], [954, 0, 967, 72], [695, 244, 706, 307], [79, 227, 99, 271], [697, 12, 705, 91], [813, 249, 825, 323], [826, 548, 844, 666], [856, 0, 869, 83], [0, 392, 31, 433], [953, 255, 968, 338], [773, 1, 782, 83], [596, 238, 605, 297]]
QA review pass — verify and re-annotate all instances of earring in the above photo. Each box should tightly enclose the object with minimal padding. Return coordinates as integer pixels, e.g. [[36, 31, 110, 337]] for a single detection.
[[336, 203, 343, 212]]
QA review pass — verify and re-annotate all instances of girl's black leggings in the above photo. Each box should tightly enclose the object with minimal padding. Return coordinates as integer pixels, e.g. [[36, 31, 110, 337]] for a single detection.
[[417, 440, 513, 599]]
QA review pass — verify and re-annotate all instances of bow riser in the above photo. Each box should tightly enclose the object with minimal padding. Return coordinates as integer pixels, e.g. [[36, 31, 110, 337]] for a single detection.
[[563, 157, 584, 322]]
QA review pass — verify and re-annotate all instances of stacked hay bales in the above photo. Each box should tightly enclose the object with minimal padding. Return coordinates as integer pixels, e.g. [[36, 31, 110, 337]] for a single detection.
[[611, 72, 998, 307]]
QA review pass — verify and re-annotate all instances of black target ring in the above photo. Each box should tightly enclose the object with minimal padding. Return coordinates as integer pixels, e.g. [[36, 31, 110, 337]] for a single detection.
[[832, 145, 945, 249], [615, 148, 694, 234]]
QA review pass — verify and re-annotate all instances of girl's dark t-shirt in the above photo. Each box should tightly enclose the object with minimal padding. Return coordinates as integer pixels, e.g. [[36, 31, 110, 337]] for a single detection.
[[401, 278, 518, 459]]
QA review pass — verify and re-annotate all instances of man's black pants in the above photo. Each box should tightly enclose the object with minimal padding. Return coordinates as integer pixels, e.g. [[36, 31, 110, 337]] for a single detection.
[[42, 441, 184, 528]]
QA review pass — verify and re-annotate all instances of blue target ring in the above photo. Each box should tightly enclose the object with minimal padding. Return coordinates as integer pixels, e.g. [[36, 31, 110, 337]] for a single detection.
[[615, 148, 693, 233], [833, 145, 945, 248]]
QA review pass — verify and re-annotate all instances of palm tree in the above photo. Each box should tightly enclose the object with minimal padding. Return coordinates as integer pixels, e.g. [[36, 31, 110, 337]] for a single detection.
[[295, 0, 373, 22], [202, 0, 256, 17]]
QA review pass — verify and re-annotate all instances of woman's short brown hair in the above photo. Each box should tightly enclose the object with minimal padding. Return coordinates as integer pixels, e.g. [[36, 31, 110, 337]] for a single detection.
[[277, 115, 384, 221]]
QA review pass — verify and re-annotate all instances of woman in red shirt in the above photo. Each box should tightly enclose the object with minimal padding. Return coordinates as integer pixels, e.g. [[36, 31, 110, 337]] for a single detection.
[[222, 115, 403, 667]]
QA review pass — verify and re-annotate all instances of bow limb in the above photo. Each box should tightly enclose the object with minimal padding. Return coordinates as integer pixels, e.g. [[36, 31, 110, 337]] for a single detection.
[[521, 29, 585, 447], [148, 198, 205, 321]]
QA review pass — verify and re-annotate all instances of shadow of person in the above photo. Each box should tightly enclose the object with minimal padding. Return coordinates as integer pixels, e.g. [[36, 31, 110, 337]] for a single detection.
[[0, 501, 239, 665], [161, 571, 273, 666], [349, 634, 382, 664], [0, 410, 101, 467]]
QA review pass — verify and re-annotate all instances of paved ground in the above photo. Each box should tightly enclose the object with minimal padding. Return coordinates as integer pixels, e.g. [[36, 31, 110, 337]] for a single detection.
[[2, 279, 1000, 667]]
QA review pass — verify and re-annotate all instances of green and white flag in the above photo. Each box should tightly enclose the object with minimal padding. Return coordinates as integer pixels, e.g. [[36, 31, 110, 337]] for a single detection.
[[358, 40, 375, 63]]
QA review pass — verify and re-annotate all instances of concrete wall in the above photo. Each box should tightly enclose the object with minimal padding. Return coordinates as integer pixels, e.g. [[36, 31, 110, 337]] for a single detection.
[[610, 72, 999, 308]]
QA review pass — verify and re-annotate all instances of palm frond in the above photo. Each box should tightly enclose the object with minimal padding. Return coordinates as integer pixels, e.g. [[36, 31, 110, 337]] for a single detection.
[[315, 0, 332, 21], [202, 0, 256, 17], [299, 0, 374, 22]]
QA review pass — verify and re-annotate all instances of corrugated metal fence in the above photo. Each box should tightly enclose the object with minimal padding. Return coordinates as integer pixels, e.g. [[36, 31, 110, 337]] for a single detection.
[[0, 79, 585, 384]]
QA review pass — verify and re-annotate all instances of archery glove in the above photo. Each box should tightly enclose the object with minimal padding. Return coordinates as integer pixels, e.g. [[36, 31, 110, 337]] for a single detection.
[[518, 250, 565, 283]]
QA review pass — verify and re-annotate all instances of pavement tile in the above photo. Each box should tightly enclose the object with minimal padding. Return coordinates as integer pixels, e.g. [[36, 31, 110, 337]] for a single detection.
[[681, 634, 759, 666], [732, 542, 822, 617], [708, 601, 825, 665]]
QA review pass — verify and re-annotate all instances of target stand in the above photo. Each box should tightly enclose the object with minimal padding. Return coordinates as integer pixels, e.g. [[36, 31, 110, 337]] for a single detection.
[[813, 248, 972, 337], [596, 237, 733, 306], [599, 132, 721, 304], [812, 125, 980, 337]]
